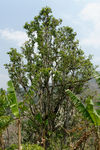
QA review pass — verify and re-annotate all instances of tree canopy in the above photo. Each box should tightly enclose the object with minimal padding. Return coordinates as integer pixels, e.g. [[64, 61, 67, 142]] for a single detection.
[[5, 7, 95, 148]]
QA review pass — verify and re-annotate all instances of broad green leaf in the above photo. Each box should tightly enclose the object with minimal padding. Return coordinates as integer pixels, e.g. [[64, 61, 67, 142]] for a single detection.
[[66, 89, 93, 122], [7, 80, 19, 118], [66, 89, 100, 126], [0, 116, 11, 132], [96, 109, 100, 115], [86, 98, 100, 126]]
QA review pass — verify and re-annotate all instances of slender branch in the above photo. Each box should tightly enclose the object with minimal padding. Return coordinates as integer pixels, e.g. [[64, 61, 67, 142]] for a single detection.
[[73, 127, 95, 150]]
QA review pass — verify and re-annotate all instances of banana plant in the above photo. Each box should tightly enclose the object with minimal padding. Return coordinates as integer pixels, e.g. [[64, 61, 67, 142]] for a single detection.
[[7, 80, 21, 150], [0, 89, 11, 150], [94, 71, 100, 88], [66, 89, 100, 126], [0, 89, 11, 131], [94, 72, 100, 115], [66, 89, 100, 149]]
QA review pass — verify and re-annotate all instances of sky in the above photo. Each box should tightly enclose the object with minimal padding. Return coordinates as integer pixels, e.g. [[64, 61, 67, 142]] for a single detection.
[[0, 0, 100, 89]]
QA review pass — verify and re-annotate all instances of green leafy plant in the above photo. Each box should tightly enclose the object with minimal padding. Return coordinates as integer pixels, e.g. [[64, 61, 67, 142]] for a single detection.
[[5, 6, 95, 149], [7, 80, 21, 150], [0, 89, 11, 150], [66, 89, 100, 126], [66, 89, 100, 149], [7, 81, 19, 118], [22, 144, 44, 150], [6, 144, 18, 150]]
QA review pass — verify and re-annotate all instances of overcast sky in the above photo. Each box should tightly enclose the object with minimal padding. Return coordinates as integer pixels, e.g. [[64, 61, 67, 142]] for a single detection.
[[0, 0, 100, 89]]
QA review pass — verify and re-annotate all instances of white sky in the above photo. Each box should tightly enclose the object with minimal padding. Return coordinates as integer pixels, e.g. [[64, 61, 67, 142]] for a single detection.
[[0, 0, 100, 89]]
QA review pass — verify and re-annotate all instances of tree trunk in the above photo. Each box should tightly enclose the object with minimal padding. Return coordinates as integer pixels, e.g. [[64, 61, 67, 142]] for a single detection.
[[7, 128, 9, 146], [0, 133, 4, 150], [18, 119, 21, 150], [95, 128, 100, 150]]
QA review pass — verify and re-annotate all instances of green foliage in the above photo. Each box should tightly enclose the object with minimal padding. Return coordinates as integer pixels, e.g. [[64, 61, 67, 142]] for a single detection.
[[5, 6, 95, 147], [94, 72, 100, 116], [66, 89, 92, 121], [86, 97, 100, 125], [7, 80, 19, 118], [5, 7, 95, 94], [66, 89, 100, 126], [22, 144, 44, 150], [94, 71, 100, 88], [35, 113, 43, 124], [0, 89, 11, 133], [0, 116, 11, 132], [6, 144, 18, 150], [0, 89, 8, 116]]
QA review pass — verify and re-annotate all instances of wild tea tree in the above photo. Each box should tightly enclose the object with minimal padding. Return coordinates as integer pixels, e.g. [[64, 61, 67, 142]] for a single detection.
[[5, 7, 95, 148]]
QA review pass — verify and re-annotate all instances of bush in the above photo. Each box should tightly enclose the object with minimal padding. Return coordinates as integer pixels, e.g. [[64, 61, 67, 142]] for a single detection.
[[6, 144, 18, 150], [22, 144, 44, 150], [6, 144, 44, 150]]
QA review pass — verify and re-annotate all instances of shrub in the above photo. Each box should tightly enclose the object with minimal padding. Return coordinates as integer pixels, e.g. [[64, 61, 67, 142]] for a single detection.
[[22, 144, 44, 150], [6, 144, 18, 150]]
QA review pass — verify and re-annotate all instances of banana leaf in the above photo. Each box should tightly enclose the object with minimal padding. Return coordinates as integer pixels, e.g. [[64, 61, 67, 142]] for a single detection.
[[0, 116, 11, 133], [7, 80, 20, 118], [66, 89, 93, 123], [86, 97, 100, 126]]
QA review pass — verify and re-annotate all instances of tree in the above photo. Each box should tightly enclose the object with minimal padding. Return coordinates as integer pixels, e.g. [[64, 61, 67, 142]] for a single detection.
[[5, 7, 95, 149]]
